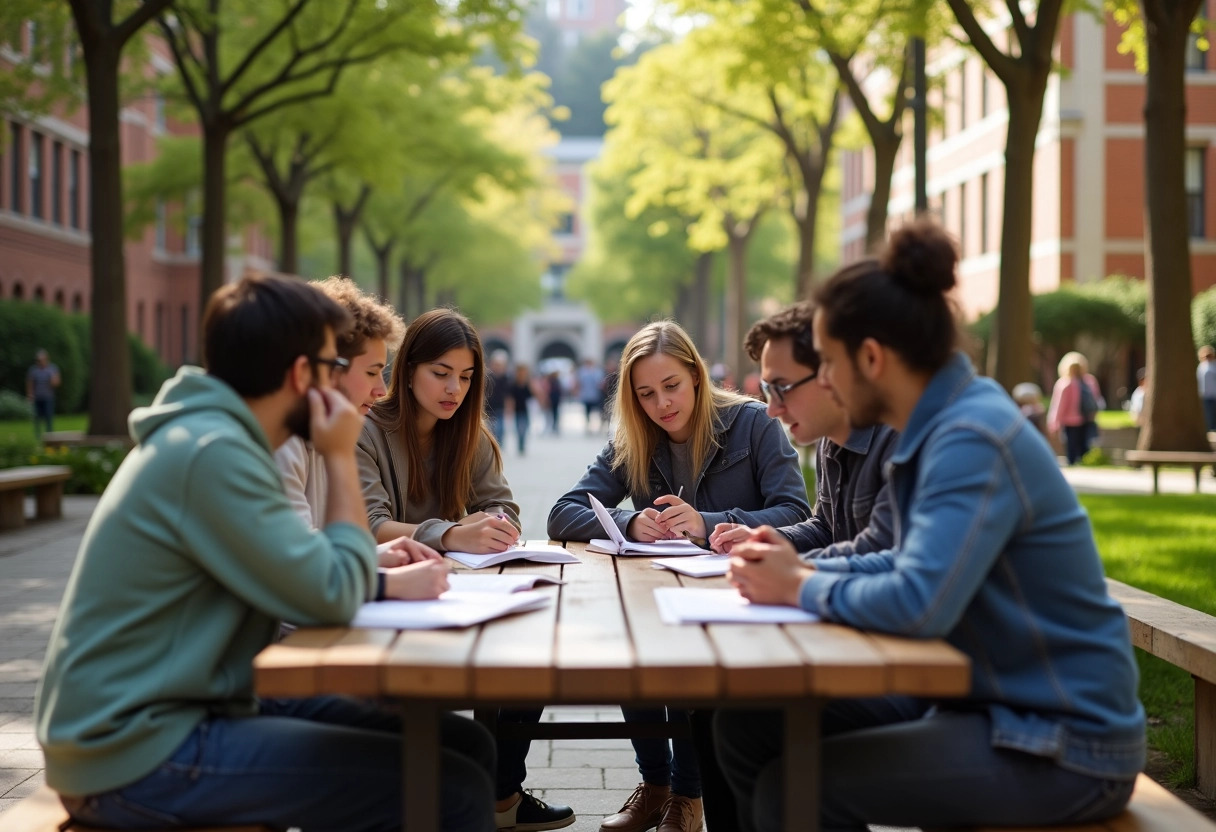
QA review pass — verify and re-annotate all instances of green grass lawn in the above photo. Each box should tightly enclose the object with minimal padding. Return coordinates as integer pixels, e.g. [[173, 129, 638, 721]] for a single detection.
[[1095, 410, 1138, 430], [0, 413, 89, 443], [1081, 492, 1216, 786]]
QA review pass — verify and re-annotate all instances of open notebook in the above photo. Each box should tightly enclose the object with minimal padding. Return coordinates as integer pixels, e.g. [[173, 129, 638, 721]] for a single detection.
[[351, 590, 550, 630], [584, 494, 706, 556], [445, 541, 581, 569]]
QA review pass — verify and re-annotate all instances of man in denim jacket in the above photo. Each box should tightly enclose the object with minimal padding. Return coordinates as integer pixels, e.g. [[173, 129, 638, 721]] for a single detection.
[[710, 303, 897, 561], [719, 222, 1144, 831]]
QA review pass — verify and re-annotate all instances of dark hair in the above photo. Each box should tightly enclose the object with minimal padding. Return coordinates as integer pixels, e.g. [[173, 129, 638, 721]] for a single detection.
[[203, 274, 351, 398], [813, 219, 959, 374], [372, 308, 500, 521], [744, 301, 818, 372]]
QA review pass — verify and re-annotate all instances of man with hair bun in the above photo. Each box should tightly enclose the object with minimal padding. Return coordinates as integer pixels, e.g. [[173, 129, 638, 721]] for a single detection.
[[717, 220, 1145, 831]]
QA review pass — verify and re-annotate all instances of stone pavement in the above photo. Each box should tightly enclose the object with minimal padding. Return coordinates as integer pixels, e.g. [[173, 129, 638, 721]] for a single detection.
[[1, 402, 1213, 826]]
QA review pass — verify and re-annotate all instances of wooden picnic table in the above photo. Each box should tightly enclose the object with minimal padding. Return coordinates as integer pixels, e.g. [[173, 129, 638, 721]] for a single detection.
[[253, 541, 971, 832]]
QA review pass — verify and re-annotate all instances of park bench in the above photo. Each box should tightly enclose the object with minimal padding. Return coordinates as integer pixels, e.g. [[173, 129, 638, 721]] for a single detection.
[[0, 465, 71, 531], [0, 785, 273, 832], [1123, 450, 1216, 494], [1108, 578, 1216, 801]]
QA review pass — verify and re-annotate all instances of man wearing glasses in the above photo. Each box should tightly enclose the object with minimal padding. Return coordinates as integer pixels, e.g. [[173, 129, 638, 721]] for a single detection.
[[36, 275, 496, 832], [709, 301, 897, 560]]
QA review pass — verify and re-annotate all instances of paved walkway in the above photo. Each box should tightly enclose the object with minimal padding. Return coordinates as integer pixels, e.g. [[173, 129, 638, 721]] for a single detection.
[[1, 404, 1213, 826]]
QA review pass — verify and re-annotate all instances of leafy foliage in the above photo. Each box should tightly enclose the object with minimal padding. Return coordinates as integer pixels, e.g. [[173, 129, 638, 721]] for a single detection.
[[0, 300, 86, 413], [1192, 286, 1216, 349], [970, 286, 1143, 351]]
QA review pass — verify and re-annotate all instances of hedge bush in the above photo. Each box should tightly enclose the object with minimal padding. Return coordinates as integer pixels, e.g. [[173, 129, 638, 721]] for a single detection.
[[0, 300, 86, 412], [68, 314, 171, 407], [1193, 287, 1216, 350]]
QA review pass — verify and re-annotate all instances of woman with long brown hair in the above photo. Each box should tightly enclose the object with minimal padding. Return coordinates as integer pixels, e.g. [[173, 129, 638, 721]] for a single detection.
[[356, 307, 575, 831]]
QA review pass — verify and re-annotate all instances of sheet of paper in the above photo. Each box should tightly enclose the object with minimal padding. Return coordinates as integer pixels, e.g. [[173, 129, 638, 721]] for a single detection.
[[446, 573, 563, 594], [351, 590, 550, 630], [651, 554, 730, 578], [587, 494, 628, 549], [614, 539, 706, 557], [653, 587, 819, 625], [446, 540, 580, 570]]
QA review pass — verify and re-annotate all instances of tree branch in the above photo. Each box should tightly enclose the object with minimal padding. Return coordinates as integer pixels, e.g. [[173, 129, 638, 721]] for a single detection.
[[115, 0, 175, 45], [157, 15, 206, 116], [943, 0, 1015, 83], [1005, 0, 1031, 52], [220, 0, 311, 95]]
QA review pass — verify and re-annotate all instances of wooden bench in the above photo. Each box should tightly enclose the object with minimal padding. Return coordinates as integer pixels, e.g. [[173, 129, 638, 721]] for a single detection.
[[1108, 578, 1216, 800], [0, 465, 71, 530], [1123, 450, 1216, 494], [969, 772, 1216, 830], [0, 784, 274, 832]]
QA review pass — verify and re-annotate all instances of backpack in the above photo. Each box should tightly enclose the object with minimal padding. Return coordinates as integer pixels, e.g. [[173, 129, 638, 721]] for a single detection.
[[1078, 379, 1098, 422]]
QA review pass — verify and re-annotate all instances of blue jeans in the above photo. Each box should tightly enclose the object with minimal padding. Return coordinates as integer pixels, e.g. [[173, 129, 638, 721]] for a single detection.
[[714, 704, 1134, 832], [1204, 398, 1216, 432], [489, 414, 505, 448], [33, 397, 53, 437], [514, 411, 530, 454], [623, 706, 701, 798], [1063, 424, 1090, 465], [62, 696, 496, 832], [495, 707, 543, 800]]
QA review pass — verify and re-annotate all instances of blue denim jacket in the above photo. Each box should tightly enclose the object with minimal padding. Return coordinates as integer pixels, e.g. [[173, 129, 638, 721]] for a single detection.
[[548, 401, 811, 541], [799, 353, 1145, 780]]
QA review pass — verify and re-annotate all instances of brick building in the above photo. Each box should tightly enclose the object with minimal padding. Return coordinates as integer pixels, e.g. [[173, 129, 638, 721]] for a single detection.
[[839, 9, 1215, 319]]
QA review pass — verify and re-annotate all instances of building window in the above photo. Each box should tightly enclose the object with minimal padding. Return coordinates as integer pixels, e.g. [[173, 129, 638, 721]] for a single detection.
[[33, 286, 45, 303], [154, 92, 167, 132], [958, 181, 967, 255], [567, 0, 593, 19], [10, 123, 23, 214], [155, 199, 167, 252], [12, 283, 25, 300], [556, 212, 575, 234], [1187, 147, 1206, 239], [156, 303, 165, 352], [137, 301, 146, 340], [26, 21, 37, 57], [29, 132, 44, 220], [186, 211, 201, 256], [981, 69, 989, 117], [181, 305, 190, 365], [51, 141, 62, 224], [69, 149, 80, 228], [959, 61, 967, 132], [53, 289, 65, 309], [72, 292, 82, 312], [1185, 17, 1207, 71], [980, 172, 989, 252]]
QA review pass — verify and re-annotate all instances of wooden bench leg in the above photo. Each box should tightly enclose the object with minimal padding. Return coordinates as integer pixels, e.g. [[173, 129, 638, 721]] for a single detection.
[[0, 491, 24, 530], [35, 481, 64, 520], [1198, 676, 1215, 800], [1194, 466, 1203, 494], [1151, 465, 1160, 495]]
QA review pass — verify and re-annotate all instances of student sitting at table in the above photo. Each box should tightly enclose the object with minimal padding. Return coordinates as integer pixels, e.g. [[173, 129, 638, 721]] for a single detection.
[[709, 301, 898, 560], [35, 274, 496, 832], [548, 320, 810, 832], [275, 277, 448, 594], [356, 306, 573, 832], [717, 220, 1146, 832]]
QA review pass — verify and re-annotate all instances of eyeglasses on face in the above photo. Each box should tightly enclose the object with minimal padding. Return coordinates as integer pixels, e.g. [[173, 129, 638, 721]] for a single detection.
[[759, 372, 817, 403], [311, 355, 351, 372]]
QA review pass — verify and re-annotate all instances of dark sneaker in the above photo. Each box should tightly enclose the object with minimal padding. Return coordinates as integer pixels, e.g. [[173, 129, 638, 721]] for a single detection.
[[495, 790, 576, 831]]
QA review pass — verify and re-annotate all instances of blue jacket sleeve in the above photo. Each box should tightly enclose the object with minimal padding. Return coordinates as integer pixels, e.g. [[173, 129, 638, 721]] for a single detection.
[[547, 442, 637, 541], [798, 427, 1024, 636], [697, 411, 811, 531]]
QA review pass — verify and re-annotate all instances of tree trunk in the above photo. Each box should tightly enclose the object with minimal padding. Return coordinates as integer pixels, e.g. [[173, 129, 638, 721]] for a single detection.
[[278, 198, 299, 277], [987, 81, 1047, 391], [367, 231, 395, 302], [690, 252, 713, 351], [333, 185, 370, 277], [80, 39, 133, 436], [1138, 0, 1208, 451], [199, 124, 230, 315], [725, 228, 753, 387], [867, 129, 900, 252]]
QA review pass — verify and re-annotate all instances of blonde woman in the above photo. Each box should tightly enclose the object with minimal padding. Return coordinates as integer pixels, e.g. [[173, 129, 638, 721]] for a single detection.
[[548, 320, 810, 832], [1046, 351, 1104, 465]]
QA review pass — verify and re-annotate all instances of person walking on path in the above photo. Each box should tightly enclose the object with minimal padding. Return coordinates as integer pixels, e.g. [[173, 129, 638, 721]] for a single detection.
[[576, 358, 606, 434], [26, 349, 60, 438], [486, 351, 510, 448], [1047, 351, 1104, 465], [1199, 346, 1216, 432]]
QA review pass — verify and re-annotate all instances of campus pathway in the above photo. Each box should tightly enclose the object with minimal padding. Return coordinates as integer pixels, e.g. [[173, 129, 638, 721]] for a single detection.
[[1, 405, 1213, 825]]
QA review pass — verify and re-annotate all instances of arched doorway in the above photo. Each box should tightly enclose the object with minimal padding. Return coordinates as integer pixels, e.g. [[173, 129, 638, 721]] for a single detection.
[[33, 286, 45, 303], [483, 337, 512, 363], [13, 282, 26, 300]]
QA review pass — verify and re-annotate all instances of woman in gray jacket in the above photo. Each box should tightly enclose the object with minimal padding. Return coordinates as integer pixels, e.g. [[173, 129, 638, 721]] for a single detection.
[[356, 308, 575, 832], [548, 320, 810, 832]]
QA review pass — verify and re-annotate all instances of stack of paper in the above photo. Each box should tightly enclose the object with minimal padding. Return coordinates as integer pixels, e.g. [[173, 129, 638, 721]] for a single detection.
[[446, 541, 580, 569], [446, 573, 563, 593], [351, 590, 550, 630], [651, 554, 730, 578], [653, 587, 819, 625], [586, 494, 706, 557]]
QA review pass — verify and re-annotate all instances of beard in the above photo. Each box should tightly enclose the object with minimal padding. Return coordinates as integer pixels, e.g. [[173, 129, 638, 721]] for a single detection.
[[286, 389, 312, 441], [843, 376, 886, 430]]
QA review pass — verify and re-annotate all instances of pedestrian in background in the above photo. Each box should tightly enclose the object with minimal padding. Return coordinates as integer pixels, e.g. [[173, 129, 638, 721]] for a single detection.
[[486, 351, 510, 448], [26, 348, 61, 439], [1047, 351, 1104, 465], [1198, 346, 1216, 432]]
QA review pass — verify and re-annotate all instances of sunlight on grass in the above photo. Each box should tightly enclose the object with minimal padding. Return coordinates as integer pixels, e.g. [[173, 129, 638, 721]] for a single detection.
[[0, 414, 89, 443], [1081, 492, 1216, 787]]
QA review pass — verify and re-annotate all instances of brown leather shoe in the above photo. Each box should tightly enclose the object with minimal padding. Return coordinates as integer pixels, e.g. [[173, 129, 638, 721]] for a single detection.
[[656, 794, 703, 832], [599, 782, 670, 832]]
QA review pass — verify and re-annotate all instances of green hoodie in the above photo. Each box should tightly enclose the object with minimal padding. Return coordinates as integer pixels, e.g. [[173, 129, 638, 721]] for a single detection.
[[35, 367, 376, 797]]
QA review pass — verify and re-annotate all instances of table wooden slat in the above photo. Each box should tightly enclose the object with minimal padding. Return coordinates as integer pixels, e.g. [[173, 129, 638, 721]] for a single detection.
[[252, 627, 347, 698], [784, 623, 888, 697], [383, 628, 479, 697], [471, 562, 560, 700], [616, 556, 720, 699], [554, 543, 635, 700], [864, 633, 972, 696], [317, 628, 398, 697]]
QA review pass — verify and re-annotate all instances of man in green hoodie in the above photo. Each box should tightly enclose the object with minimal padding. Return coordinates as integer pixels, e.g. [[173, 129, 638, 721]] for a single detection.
[[35, 274, 496, 832]]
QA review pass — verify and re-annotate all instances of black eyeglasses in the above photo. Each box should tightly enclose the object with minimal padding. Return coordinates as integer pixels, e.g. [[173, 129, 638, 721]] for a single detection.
[[311, 355, 350, 372], [759, 372, 817, 403]]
